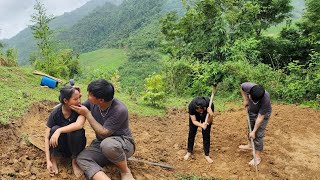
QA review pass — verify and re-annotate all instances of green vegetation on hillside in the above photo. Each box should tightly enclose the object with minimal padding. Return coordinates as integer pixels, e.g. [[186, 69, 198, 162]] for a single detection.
[[0, 67, 58, 124], [4, 0, 121, 65], [79, 48, 127, 69]]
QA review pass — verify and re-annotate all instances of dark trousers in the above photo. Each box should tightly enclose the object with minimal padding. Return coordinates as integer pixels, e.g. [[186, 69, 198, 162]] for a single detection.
[[49, 125, 86, 159], [187, 118, 212, 156]]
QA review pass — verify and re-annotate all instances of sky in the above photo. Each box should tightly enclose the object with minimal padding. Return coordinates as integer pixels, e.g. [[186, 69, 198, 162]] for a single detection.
[[0, 0, 91, 40]]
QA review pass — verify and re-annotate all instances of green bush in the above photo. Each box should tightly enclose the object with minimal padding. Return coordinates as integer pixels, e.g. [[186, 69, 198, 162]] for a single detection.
[[142, 74, 166, 107]]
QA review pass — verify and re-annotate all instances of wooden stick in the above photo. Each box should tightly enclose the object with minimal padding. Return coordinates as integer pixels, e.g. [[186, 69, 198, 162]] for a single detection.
[[32, 70, 64, 84], [128, 157, 174, 170], [203, 83, 217, 130], [28, 137, 174, 170], [246, 107, 259, 177]]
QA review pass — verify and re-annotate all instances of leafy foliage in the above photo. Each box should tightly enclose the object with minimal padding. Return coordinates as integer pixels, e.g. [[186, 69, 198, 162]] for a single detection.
[[0, 43, 18, 67], [142, 74, 166, 107], [31, 0, 80, 79], [160, 0, 292, 61], [60, 0, 164, 53]]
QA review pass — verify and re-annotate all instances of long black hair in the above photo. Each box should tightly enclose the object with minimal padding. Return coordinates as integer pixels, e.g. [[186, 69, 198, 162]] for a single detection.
[[59, 86, 80, 104]]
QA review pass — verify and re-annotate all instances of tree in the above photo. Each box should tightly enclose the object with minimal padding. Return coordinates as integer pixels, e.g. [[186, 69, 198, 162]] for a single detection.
[[30, 0, 80, 79], [160, 0, 292, 62], [297, 0, 320, 51], [30, 0, 55, 73]]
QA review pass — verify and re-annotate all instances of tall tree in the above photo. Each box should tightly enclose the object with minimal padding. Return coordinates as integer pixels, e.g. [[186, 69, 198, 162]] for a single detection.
[[30, 0, 55, 73], [297, 0, 320, 49], [161, 0, 292, 61], [30, 0, 80, 78]]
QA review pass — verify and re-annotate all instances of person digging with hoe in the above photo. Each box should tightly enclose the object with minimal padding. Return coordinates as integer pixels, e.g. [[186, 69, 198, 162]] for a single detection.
[[184, 96, 215, 163], [71, 79, 135, 180], [239, 82, 272, 166]]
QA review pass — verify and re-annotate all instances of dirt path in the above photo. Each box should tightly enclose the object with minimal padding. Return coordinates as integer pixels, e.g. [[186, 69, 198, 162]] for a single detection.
[[0, 102, 319, 179]]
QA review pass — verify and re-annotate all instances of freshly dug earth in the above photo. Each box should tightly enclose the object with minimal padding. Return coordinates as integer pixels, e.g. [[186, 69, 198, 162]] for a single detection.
[[0, 101, 319, 180]]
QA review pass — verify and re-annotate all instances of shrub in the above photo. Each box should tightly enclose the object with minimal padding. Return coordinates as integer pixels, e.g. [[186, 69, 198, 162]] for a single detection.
[[142, 74, 166, 107]]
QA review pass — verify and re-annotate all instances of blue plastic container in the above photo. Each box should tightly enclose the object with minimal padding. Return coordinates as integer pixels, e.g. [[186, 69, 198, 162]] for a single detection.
[[40, 76, 58, 89]]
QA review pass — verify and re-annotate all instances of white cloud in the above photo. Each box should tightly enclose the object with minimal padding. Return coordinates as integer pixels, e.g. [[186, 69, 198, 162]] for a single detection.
[[0, 0, 91, 39]]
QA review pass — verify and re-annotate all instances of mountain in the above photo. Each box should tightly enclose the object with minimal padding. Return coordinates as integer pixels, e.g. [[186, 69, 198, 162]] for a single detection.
[[4, 0, 122, 65], [59, 0, 165, 53]]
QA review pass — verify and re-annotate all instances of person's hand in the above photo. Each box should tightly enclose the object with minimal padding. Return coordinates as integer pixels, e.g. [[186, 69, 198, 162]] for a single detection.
[[47, 160, 55, 176], [50, 129, 61, 148], [70, 104, 90, 117], [207, 108, 214, 116], [249, 131, 256, 139], [201, 122, 209, 129], [243, 99, 248, 108]]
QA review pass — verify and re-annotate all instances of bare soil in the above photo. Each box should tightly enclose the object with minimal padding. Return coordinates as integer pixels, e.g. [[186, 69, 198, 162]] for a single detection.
[[0, 101, 319, 180]]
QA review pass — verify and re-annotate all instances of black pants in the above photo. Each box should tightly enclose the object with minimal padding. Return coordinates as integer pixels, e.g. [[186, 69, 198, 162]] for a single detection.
[[187, 118, 212, 156], [49, 125, 86, 159]]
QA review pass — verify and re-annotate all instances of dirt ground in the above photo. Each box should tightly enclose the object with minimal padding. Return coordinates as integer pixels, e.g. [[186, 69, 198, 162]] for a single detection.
[[0, 101, 320, 180]]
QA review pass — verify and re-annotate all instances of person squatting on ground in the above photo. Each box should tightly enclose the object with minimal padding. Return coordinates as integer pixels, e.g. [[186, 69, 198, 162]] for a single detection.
[[239, 82, 272, 166], [71, 79, 135, 180], [44, 86, 86, 177], [184, 96, 214, 163]]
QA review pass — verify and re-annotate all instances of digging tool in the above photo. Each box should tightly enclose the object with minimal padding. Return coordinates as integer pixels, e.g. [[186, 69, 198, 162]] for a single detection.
[[28, 136, 174, 170], [203, 83, 217, 130], [128, 157, 174, 170], [33, 70, 64, 84], [246, 107, 259, 177]]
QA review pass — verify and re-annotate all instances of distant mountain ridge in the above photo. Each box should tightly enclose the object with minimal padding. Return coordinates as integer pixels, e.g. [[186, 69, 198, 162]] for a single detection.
[[4, 0, 122, 65]]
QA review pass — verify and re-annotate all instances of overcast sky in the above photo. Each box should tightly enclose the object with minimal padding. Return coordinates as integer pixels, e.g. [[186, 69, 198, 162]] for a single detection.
[[0, 0, 91, 39]]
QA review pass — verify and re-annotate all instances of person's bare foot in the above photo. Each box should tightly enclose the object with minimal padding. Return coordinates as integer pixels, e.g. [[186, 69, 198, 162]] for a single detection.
[[120, 169, 135, 180], [249, 157, 261, 166], [51, 156, 59, 175], [204, 156, 213, 163], [183, 152, 191, 160], [239, 144, 252, 150], [72, 159, 84, 177]]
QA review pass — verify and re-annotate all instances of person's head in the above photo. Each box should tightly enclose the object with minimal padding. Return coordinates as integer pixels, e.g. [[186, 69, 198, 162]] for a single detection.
[[249, 85, 265, 104], [59, 86, 81, 106], [194, 97, 207, 113], [87, 79, 114, 104]]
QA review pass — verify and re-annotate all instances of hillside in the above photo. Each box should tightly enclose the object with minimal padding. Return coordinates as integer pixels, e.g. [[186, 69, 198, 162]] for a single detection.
[[79, 48, 127, 69], [0, 66, 58, 124], [3, 0, 122, 65], [59, 0, 166, 53]]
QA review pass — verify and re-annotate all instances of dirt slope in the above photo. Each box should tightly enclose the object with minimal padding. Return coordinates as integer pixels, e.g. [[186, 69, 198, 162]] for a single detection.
[[0, 102, 319, 180]]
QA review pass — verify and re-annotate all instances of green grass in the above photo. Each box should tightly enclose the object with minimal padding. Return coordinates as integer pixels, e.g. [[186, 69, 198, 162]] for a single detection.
[[264, 19, 300, 37], [79, 48, 127, 70], [0, 66, 59, 124], [0, 48, 242, 125]]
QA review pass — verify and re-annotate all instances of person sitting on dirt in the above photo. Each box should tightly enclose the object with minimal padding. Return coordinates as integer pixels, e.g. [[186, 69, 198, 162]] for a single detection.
[[184, 96, 214, 163], [239, 82, 272, 166], [71, 79, 135, 180], [44, 86, 86, 177]]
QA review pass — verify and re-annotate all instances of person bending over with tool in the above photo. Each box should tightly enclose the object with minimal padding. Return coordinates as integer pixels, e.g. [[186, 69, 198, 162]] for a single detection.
[[184, 96, 214, 163], [239, 82, 272, 166], [71, 79, 135, 180]]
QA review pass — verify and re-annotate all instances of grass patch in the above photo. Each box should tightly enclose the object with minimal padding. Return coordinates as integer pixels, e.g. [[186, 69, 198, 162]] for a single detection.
[[79, 48, 127, 70], [0, 66, 59, 124]]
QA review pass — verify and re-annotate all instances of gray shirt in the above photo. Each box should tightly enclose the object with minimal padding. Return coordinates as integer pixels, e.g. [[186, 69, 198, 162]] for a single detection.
[[241, 82, 272, 115], [83, 98, 133, 141]]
